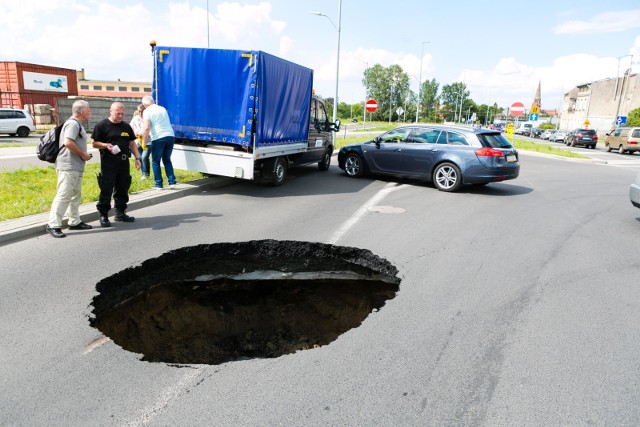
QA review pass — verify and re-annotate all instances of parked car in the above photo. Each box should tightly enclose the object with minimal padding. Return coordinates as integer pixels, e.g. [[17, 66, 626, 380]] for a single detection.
[[337, 124, 520, 192], [0, 108, 36, 137], [542, 130, 554, 140], [530, 128, 544, 138], [631, 171, 640, 209], [565, 128, 598, 149], [551, 130, 568, 142], [605, 127, 640, 154]]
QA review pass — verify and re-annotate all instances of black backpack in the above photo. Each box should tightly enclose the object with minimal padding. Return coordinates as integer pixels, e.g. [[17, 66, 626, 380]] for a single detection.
[[37, 119, 81, 163]]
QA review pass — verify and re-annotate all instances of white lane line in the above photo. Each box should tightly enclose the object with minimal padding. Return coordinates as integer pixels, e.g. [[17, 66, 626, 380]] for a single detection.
[[122, 368, 203, 427], [326, 182, 408, 245]]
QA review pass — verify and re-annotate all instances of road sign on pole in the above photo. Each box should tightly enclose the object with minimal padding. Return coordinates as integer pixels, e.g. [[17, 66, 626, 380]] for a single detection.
[[366, 99, 378, 112], [511, 102, 525, 117]]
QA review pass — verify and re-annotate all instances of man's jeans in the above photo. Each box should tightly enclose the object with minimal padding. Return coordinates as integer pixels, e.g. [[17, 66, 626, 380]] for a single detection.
[[150, 136, 176, 188]]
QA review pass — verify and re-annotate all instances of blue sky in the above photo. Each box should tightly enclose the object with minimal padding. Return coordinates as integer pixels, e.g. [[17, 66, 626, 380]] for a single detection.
[[1, 0, 639, 111]]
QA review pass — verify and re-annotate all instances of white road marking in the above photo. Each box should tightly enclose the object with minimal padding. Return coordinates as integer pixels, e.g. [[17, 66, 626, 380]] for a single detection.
[[122, 368, 203, 426], [326, 182, 408, 245]]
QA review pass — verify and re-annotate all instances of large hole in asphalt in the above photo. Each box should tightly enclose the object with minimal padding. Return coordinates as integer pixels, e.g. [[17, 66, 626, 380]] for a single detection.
[[90, 240, 400, 365]]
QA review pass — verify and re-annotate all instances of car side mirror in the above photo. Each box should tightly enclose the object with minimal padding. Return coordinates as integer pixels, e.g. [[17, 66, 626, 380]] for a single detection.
[[329, 119, 341, 132]]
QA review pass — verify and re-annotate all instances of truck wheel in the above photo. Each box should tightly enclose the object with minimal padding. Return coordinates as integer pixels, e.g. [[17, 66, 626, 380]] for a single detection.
[[318, 148, 332, 171], [269, 156, 287, 186]]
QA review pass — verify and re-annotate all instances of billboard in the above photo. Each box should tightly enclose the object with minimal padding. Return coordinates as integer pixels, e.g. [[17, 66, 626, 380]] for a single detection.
[[22, 71, 68, 92]]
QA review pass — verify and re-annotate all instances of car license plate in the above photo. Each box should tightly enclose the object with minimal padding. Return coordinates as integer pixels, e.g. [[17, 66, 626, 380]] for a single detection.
[[506, 154, 517, 162], [584, 137, 591, 140]]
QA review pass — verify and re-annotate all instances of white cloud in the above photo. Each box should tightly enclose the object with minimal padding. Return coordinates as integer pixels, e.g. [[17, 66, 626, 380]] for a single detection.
[[554, 10, 640, 34]]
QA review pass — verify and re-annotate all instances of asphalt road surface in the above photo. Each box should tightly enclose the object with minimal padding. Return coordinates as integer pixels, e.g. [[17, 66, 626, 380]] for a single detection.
[[1, 152, 639, 426]]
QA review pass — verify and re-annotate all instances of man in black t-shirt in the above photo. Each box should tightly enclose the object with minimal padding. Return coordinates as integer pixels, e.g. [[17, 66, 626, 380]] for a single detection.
[[92, 102, 141, 227]]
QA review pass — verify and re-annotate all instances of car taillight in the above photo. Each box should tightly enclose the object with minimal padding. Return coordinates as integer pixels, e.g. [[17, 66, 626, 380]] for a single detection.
[[475, 147, 504, 157], [593, 134, 598, 140], [575, 132, 582, 138], [628, 140, 638, 145]]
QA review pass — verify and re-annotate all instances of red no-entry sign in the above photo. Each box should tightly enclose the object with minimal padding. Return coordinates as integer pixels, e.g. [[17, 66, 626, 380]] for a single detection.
[[510, 102, 525, 116], [365, 99, 378, 112]]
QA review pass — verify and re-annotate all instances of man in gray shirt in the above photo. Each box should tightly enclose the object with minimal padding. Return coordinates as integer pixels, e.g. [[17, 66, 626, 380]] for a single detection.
[[45, 100, 93, 238]]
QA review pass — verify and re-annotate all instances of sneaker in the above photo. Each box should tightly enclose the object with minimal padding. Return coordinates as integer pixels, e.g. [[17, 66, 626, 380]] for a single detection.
[[99, 216, 111, 228], [152, 186, 163, 190], [115, 213, 135, 222], [141, 175, 148, 180], [45, 225, 66, 238], [68, 222, 93, 230], [168, 184, 176, 189]]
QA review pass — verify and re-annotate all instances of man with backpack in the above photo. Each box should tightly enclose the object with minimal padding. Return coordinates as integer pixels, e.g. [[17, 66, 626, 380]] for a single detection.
[[45, 100, 93, 238]]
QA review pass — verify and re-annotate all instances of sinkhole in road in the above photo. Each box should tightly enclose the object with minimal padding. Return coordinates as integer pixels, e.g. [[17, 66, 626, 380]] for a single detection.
[[90, 240, 400, 365]]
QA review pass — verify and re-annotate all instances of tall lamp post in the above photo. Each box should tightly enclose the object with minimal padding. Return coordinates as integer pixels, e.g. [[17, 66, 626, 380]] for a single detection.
[[415, 41, 430, 123], [310, 0, 342, 129]]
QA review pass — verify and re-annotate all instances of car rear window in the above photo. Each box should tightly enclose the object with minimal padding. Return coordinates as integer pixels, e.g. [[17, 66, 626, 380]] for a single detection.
[[477, 132, 512, 148], [578, 129, 595, 135]]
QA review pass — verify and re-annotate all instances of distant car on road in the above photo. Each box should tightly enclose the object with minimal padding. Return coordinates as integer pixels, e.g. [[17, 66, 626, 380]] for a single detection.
[[337, 124, 520, 192], [550, 130, 568, 142], [605, 127, 640, 154], [542, 130, 554, 140], [0, 108, 36, 137], [566, 128, 598, 149]]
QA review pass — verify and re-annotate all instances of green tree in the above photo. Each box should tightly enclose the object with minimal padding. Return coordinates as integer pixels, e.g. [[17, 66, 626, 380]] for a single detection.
[[362, 64, 411, 122], [440, 82, 470, 122], [418, 78, 439, 122], [627, 107, 640, 126]]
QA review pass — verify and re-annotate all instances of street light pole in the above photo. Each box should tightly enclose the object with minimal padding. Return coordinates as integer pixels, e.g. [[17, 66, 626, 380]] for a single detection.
[[310, 0, 342, 129], [415, 41, 429, 123]]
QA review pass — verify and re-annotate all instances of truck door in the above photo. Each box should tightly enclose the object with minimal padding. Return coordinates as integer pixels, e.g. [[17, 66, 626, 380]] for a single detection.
[[306, 98, 330, 162]]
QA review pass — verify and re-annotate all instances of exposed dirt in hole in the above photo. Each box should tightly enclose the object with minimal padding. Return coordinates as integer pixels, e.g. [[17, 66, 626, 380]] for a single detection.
[[90, 240, 400, 365]]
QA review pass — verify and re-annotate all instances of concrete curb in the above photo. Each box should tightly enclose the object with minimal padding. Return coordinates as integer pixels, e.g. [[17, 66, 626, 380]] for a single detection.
[[0, 176, 234, 247]]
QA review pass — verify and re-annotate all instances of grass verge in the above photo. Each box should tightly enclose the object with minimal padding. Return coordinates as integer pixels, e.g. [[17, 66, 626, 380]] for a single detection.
[[0, 160, 204, 221]]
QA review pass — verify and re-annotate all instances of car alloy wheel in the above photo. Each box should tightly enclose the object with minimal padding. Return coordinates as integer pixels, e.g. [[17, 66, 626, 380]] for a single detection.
[[433, 162, 462, 192], [344, 153, 363, 178]]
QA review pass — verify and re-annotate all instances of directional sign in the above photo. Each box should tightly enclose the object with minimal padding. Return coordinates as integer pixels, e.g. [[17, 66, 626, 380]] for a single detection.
[[365, 99, 378, 112], [511, 102, 525, 117], [529, 113, 539, 121], [616, 115, 627, 126]]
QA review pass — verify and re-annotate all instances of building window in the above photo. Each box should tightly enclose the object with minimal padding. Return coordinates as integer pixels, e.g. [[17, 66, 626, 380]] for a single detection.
[[119, 86, 127, 91], [131, 87, 140, 92], [93, 85, 102, 90], [80, 85, 89, 90], [143, 87, 152, 92], [106, 85, 115, 91]]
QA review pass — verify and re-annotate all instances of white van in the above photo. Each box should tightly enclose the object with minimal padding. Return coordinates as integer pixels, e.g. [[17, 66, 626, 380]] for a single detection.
[[0, 108, 36, 137]]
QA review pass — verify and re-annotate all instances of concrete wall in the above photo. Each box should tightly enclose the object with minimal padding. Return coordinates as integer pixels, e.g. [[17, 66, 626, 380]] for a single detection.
[[56, 97, 142, 131]]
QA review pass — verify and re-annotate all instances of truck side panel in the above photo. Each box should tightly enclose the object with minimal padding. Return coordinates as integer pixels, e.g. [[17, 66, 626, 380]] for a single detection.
[[155, 47, 313, 148], [156, 47, 257, 146], [254, 52, 313, 146]]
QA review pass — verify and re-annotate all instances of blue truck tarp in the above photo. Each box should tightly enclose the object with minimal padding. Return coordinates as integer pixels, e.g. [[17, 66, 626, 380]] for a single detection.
[[154, 46, 313, 148]]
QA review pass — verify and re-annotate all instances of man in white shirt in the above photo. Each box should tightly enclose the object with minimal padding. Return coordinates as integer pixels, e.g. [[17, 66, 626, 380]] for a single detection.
[[141, 95, 176, 190]]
